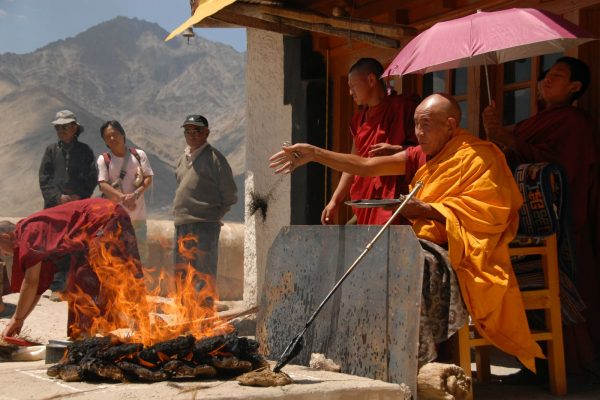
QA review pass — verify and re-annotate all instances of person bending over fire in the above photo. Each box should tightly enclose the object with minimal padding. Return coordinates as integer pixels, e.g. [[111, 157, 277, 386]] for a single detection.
[[0, 198, 145, 339], [270, 93, 545, 371]]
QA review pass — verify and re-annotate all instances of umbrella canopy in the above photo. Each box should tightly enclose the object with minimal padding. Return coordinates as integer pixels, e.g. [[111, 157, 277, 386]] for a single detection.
[[384, 8, 595, 77]]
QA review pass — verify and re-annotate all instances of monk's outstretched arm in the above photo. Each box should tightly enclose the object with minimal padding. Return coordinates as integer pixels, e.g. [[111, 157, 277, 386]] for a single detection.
[[270, 144, 406, 177], [1, 263, 42, 337]]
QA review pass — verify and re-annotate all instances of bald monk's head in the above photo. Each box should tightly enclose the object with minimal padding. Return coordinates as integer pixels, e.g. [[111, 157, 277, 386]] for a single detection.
[[414, 93, 461, 157]]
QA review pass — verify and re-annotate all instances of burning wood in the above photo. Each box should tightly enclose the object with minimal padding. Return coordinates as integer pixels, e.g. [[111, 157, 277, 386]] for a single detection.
[[45, 233, 266, 383], [47, 333, 268, 383]]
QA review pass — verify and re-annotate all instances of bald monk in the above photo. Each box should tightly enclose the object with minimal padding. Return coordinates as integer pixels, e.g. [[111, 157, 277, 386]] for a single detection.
[[323, 58, 418, 225], [483, 57, 600, 375], [0, 198, 145, 339], [270, 93, 545, 371]]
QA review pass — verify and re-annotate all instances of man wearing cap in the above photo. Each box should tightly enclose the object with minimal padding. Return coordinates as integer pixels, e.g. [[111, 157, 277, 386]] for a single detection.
[[173, 115, 237, 285], [38, 109, 98, 300]]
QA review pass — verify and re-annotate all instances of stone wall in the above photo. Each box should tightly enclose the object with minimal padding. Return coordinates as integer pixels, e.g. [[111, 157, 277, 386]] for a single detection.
[[243, 29, 292, 306], [146, 220, 244, 301]]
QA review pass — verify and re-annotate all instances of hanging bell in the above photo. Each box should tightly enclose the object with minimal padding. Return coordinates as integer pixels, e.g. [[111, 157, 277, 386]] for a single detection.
[[182, 27, 195, 44]]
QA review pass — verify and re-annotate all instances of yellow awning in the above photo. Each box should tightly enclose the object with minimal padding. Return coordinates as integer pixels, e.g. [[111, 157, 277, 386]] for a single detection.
[[165, 0, 237, 42]]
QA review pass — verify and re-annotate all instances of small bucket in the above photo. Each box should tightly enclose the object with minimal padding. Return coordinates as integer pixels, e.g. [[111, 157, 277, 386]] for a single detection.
[[45, 340, 71, 364]]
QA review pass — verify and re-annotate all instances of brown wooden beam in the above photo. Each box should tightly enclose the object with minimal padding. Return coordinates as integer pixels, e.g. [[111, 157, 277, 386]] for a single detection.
[[351, 0, 413, 19], [228, 2, 416, 39], [207, 11, 306, 36], [195, 16, 241, 28], [267, 16, 400, 48]]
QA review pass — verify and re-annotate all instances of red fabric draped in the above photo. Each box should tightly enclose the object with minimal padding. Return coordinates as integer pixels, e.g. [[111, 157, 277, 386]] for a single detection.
[[349, 94, 418, 224], [10, 198, 142, 338], [512, 105, 600, 372]]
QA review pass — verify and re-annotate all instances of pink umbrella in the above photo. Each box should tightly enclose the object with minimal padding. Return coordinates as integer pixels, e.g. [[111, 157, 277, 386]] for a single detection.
[[383, 8, 596, 103]]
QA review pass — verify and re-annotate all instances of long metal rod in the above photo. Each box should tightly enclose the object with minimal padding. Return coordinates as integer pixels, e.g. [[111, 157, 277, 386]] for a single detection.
[[302, 180, 423, 328], [273, 181, 424, 372]]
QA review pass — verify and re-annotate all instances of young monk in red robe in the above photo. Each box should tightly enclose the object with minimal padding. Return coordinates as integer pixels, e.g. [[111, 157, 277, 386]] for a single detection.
[[271, 93, 544, 371], [483, 57, 600, 376], [0, 198, 145, 339], [323, 58, 418, 225]]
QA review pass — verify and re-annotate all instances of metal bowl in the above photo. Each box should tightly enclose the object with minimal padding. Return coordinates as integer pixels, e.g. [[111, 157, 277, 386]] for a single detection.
[[45, 341, 70, 364]]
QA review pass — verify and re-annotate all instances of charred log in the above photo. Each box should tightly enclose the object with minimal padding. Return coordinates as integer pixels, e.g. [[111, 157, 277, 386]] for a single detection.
[[138, 335, 195, 365], [162, 360, 217, 379], [211, 356, 253, 372], [81, 359, 125, 382], [118, 361, 169, 382], [96, 343, 143, 361], [59, 364, 84, 382], [64, 337, 115, 364], [49, 333, 264, 383]]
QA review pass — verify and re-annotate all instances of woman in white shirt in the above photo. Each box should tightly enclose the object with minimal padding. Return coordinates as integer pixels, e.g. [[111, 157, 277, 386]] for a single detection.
[[97, 120, 154, 264]]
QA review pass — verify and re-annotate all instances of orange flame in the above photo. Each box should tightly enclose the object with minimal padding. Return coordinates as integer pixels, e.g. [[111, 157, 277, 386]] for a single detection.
[[62, 226, 233, 346]]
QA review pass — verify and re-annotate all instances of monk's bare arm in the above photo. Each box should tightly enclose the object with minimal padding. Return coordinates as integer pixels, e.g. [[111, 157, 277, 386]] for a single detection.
[[2, 263, 42, 337], [270, 144, 406, 177], [330, 143, 358, 201]]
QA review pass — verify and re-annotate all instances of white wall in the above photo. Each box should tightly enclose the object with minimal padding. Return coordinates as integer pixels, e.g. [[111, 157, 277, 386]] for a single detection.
[[243, 29, 292, 306]]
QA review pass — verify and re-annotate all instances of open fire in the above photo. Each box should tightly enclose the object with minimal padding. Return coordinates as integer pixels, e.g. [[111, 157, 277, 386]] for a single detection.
[[48, 231, 266, 382]]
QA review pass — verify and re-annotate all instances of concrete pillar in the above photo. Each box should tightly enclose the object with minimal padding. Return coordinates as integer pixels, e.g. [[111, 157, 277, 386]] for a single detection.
[[243, 29, 292, 306]]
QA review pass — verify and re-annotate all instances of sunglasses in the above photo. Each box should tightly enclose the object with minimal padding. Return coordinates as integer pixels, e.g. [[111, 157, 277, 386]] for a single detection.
[[184, 128, 205, 135], [54, 123, 74, 131]]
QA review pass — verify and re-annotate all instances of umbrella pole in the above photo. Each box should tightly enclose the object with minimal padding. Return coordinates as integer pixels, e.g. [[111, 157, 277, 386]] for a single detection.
[[484, 63, 492, 105]]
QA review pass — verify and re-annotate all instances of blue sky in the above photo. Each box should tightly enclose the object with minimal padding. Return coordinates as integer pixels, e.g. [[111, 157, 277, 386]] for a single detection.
[[0, 0, 246, 54]]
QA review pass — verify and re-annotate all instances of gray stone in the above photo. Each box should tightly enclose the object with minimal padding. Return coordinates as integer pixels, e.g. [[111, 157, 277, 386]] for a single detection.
[[257, 225, 424, 393]]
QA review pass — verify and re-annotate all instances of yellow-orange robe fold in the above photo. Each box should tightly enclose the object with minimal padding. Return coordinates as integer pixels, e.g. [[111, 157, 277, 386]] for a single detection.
[[410, 129, 544, 371]]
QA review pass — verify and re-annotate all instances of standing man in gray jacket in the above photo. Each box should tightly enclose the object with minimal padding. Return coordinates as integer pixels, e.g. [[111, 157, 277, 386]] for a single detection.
[[173, 114, 237, 287]]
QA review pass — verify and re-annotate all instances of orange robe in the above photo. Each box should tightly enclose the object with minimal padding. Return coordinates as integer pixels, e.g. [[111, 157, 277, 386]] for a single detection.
[[410, 129, 544, 371]]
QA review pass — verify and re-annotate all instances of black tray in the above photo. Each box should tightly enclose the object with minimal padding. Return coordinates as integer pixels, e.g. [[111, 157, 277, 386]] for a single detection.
[[345, 198, 405, 208]]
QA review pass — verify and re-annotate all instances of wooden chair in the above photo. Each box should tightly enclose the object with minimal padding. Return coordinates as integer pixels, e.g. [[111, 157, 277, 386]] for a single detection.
[[456, 233, 567, 395]]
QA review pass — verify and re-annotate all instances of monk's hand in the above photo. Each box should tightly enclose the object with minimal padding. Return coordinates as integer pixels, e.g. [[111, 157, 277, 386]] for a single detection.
[[321, 200, 339, 224], [269, 143, 313, 174], [368, 143, 404, 157], [481, 101, 502, 140], [2, 316, 24, 337], [398, 198, 445, 223]]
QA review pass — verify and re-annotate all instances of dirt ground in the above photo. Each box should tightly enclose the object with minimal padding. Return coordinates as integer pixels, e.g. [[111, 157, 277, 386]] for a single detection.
[[1, 292, 600, 399]]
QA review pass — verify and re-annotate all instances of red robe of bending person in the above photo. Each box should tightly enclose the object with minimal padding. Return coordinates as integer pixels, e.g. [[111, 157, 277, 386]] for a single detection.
[[10, 198, 143, 338], [349, 94, 418, 225], [511, 105, 600, 372]]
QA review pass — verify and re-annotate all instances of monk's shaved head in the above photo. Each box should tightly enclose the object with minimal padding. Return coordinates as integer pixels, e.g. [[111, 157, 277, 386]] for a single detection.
[[349, 58, 384, 78], [414, 93, 462, 157], [416, 93, 461, 123]]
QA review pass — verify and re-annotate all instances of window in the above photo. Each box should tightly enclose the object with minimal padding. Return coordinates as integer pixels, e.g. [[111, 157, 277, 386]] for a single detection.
[[422, 67, 468, 128], [497, 53, 562, 127]]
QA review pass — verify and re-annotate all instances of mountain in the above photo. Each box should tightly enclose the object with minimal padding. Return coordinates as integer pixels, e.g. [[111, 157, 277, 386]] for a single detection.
[[0, 17, 246, 220]]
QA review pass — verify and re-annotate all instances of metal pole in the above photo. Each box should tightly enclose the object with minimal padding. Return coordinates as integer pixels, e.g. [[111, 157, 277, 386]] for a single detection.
[[273, 180, 424, 372]]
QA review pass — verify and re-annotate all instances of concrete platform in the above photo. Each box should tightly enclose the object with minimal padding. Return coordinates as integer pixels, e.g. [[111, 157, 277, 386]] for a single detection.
[[0, 361, 410, 400]]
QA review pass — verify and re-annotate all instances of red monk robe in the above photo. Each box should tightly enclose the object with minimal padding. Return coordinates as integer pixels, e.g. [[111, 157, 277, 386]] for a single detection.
[[511, 105, 600, 372], [410, 129, 544, 371], [349, 93, 418, 224], [10, 198, 144, 338]]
